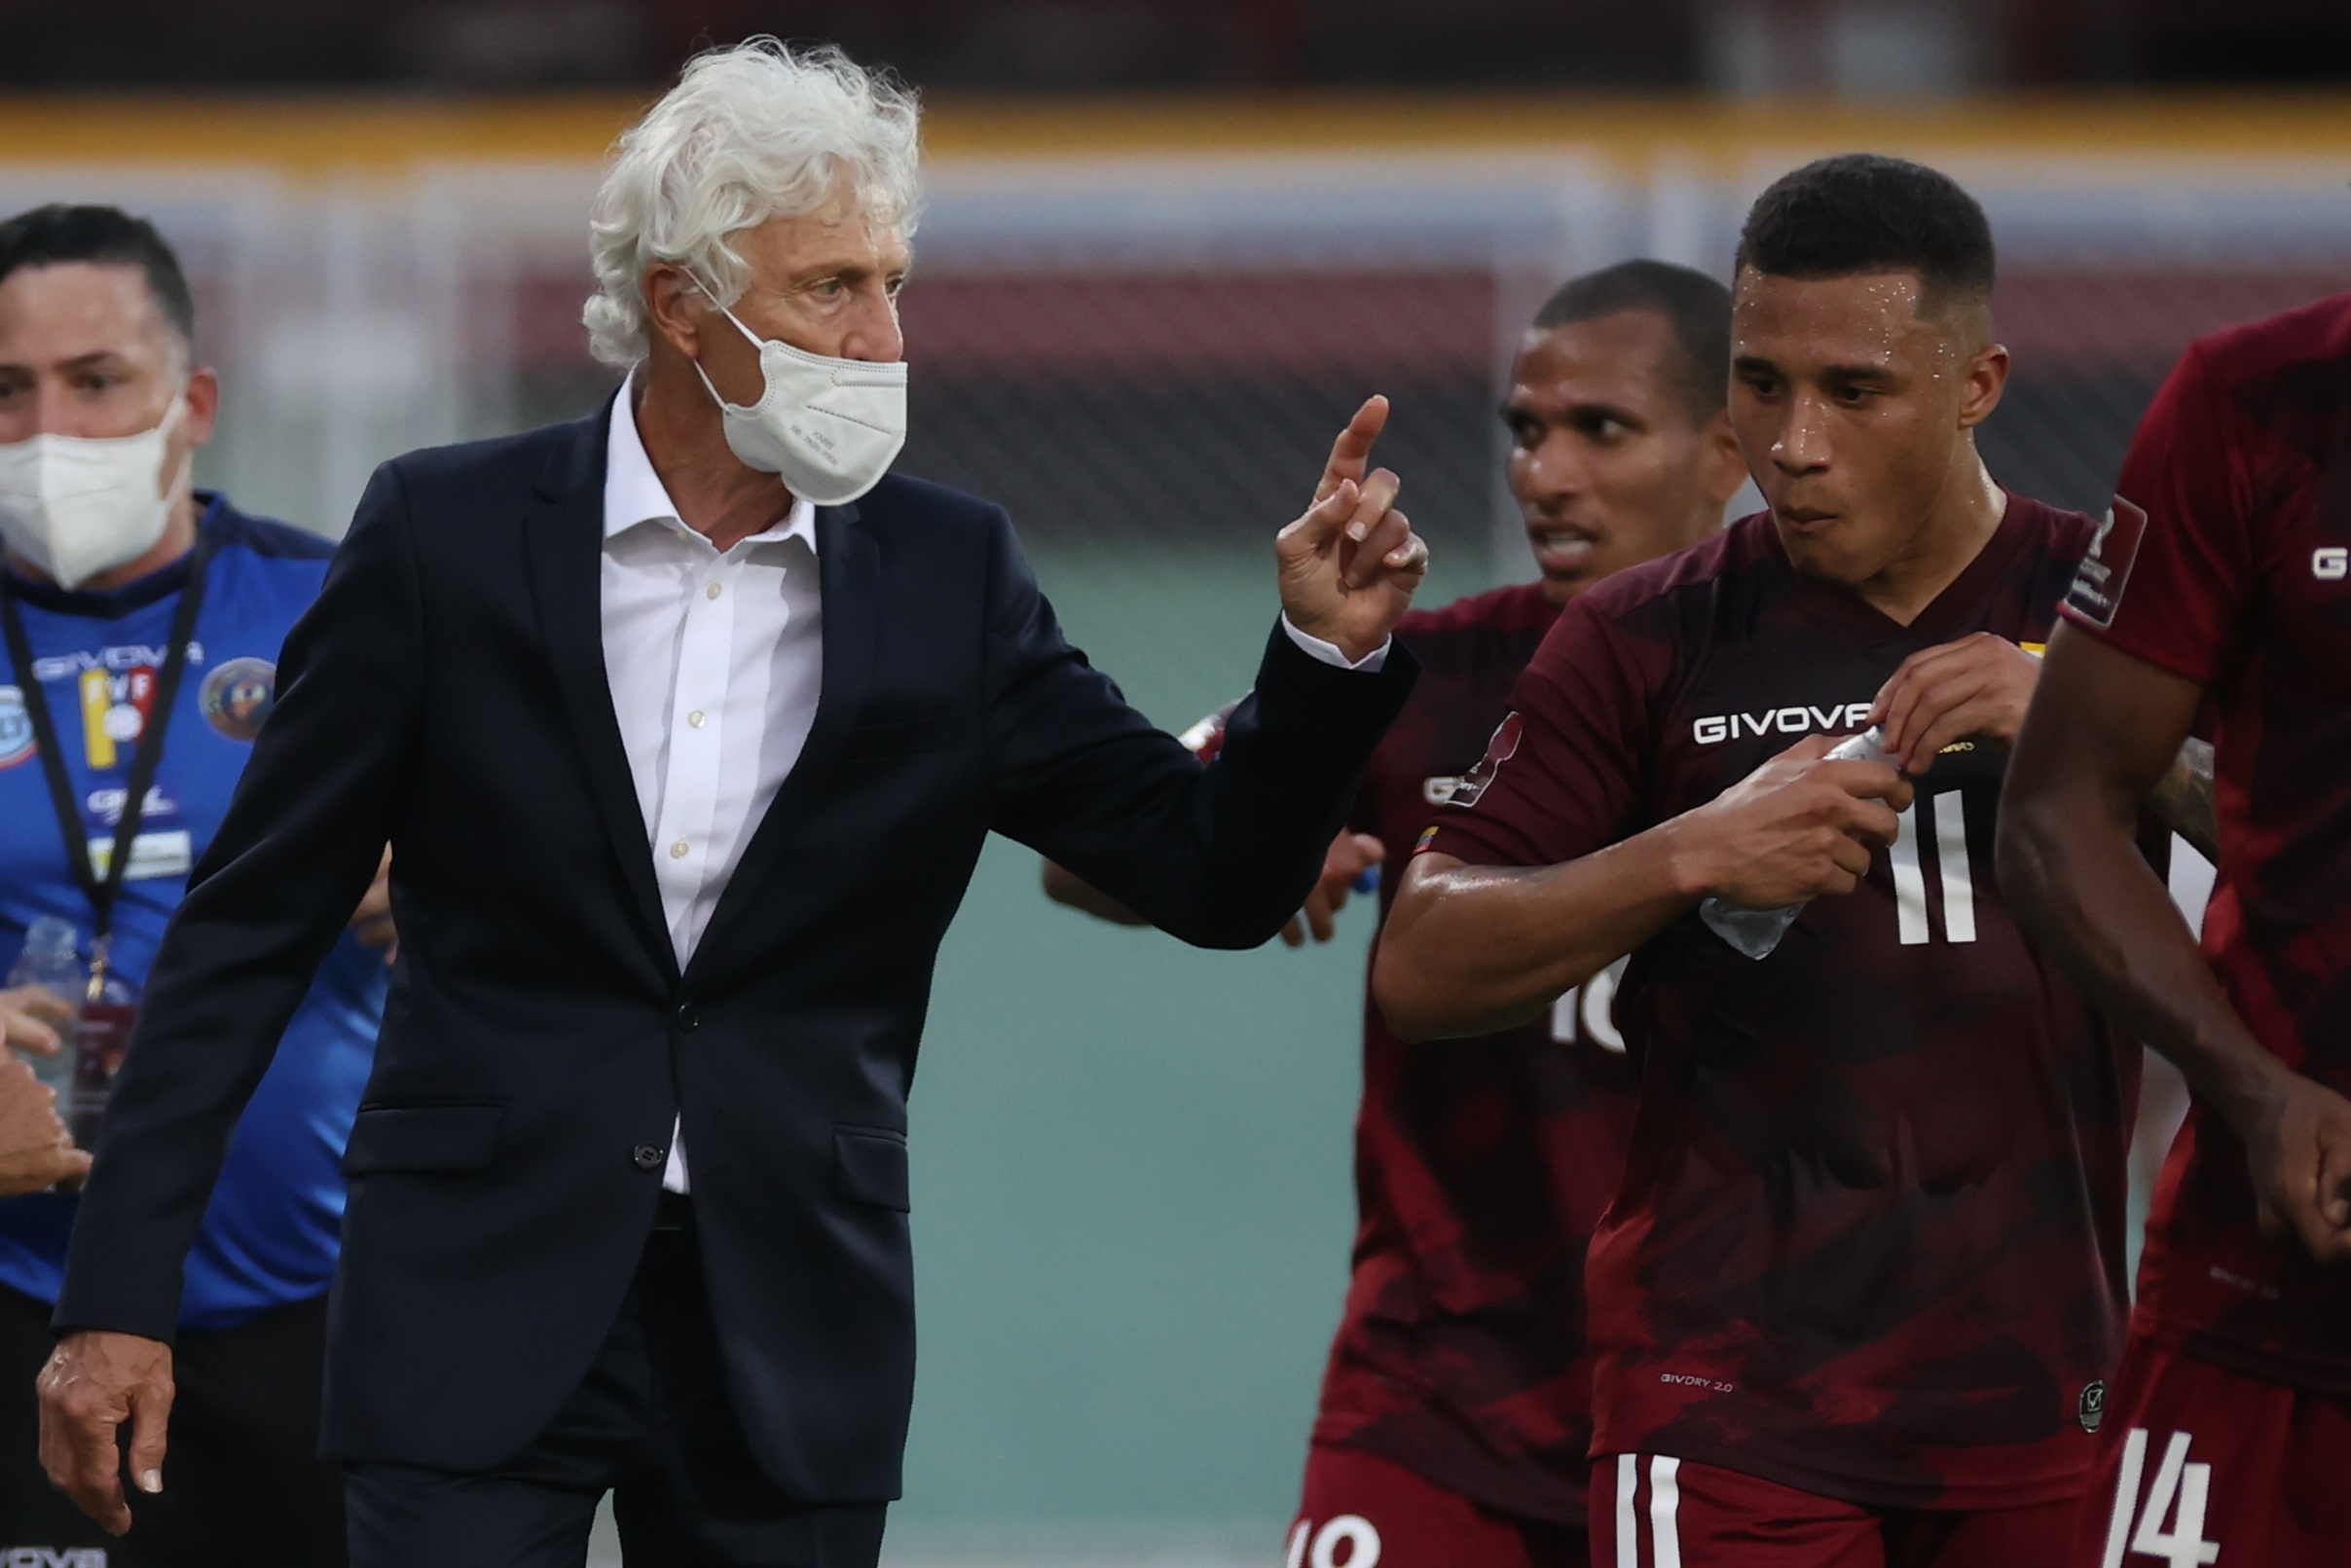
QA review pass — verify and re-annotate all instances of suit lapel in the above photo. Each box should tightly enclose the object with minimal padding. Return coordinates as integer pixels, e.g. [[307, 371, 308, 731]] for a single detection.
[[520, 405, 681, 987], [687, 501, 879, 978]]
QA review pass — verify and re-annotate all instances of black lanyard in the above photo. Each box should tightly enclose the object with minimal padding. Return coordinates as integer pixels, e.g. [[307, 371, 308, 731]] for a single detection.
[[0, 532, 215, 1000]]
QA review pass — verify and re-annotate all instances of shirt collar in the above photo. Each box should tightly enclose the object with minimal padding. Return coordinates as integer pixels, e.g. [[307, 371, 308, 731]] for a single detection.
[[603, 386, 817, 555]]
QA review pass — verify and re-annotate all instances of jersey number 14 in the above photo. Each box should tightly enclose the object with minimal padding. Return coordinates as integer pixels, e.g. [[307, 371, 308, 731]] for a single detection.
[[2099, 1429, 2221, 1567]]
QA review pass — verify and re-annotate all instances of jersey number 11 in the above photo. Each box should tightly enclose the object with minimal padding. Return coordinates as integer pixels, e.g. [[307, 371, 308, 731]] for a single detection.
[[1889, 791, 1977, 946]]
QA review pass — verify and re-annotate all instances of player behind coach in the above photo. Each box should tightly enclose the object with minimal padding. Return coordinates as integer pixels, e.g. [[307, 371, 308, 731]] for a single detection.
[[0, 204, 392, 1565], [1378, 156, 2213, 1566], [1046, 260, 1747, 1568], [35, 38, 1429, 1567]]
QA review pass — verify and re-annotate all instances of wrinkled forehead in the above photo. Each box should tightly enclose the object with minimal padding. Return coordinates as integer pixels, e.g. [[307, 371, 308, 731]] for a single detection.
[[726, 201, 911, 281], [0, 260, 183, 367], [1730, 268, 1970, 368]]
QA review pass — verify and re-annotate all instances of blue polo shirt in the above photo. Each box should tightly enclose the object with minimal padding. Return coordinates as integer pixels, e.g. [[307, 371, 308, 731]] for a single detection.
[[0, 493, 383, 1331]]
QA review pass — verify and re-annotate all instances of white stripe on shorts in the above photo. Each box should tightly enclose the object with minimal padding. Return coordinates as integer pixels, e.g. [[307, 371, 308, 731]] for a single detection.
[[1649, 1455, 1684, 1568], [1616, 1454, 1640, 1568]]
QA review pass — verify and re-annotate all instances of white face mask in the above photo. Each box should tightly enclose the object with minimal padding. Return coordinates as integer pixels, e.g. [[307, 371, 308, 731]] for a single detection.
[[0, 394, 187, 591], [689, 291, 906, 507]]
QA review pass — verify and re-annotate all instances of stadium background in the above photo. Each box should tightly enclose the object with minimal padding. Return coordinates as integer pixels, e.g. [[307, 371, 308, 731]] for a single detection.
[[3, 4, 2349, 1562]]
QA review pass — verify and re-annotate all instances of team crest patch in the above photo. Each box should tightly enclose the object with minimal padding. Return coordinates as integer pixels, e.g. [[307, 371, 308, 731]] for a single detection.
[[0, 687, 32, 769], [1447, 711, 1523, 808], [2065, 497, 2149, 630], [2078, 1379, 2107, 1433], [200, 657, 277, 742]]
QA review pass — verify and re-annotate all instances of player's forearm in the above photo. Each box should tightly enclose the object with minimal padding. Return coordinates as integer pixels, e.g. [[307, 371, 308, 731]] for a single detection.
[[2146, 737, 2219, 864], [1374, 826, 1701, 1041], [1999, 775, 2287, 1132]]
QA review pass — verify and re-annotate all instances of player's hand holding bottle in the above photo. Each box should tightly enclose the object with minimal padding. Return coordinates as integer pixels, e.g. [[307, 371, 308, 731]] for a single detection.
[[1277, 395, 1431, 662], [1673, 733, 1913, 909]]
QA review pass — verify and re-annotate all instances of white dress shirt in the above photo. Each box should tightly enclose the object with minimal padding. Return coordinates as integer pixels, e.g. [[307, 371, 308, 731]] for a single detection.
[[596, 387, 1386, 1195], [602, 390, 822, 1192]]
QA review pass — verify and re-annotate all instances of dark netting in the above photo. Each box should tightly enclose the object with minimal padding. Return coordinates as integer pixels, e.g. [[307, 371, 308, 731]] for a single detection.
[[1983, 267, 2351, 514], [483, 253, 2351, 544]]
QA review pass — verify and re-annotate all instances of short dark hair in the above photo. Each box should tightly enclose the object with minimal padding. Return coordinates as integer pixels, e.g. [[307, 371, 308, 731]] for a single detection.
[[1735, 154, 1995, 309], [0, 204, 197, 352], [1531, 258, 1732, 422]]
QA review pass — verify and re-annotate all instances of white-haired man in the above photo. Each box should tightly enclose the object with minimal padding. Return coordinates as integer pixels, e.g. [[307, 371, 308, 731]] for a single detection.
[[36, 39, 1429, 1568]]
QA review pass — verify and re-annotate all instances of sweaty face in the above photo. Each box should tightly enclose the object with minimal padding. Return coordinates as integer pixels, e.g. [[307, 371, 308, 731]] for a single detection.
[[691, 205, 911, 410], [0, 262, 187, 447], [1730, 270, 1998, 590], [1505, 310, 1740, 605]]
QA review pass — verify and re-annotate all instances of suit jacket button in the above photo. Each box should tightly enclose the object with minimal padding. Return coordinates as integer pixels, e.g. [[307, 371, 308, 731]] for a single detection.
[[633, 1145, 666, 1172], [675, 1002, 699, 1030]]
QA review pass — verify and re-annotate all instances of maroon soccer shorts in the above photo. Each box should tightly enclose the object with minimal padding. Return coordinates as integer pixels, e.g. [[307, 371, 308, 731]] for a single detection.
[[1592, 1453, 2079, 1568], [1287, 1441, 1586, 1568], [2072, 1331, 2351, 1567]]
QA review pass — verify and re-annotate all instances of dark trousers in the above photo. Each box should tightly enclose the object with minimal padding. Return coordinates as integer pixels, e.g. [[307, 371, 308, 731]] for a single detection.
[[0, 1281, 346, 1567], [345, 1210, 888, 1568]]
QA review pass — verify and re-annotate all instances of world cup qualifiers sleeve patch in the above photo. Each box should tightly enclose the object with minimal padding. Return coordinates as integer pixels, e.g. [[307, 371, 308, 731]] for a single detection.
[[2064, 496, 2149, 630], [200, 656, 278, 742], [0, 686, 33, 769], [1443, 711, 1523, 810]]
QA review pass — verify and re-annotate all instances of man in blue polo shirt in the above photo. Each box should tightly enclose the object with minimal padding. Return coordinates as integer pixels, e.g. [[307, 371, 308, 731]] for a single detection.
[[0, 204, 386, 1565]]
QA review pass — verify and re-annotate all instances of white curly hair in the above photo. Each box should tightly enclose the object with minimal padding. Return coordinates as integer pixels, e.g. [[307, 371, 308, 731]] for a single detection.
[[582, 37, 922, 368]]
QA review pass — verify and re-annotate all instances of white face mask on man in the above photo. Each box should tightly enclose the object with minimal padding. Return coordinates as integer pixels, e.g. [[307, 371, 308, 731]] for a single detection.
[[688, 284, 907, 507], [0, 393, 187, 591]]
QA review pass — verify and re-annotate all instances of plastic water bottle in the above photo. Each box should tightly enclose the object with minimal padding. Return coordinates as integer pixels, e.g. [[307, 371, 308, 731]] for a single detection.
[[1700, 727, 1899, 961], [4, 917, 84, 1096]]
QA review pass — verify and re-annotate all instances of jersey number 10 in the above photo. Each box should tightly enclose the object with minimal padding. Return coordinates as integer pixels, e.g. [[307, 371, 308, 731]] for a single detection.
[[1889, 791, 1977, 946]]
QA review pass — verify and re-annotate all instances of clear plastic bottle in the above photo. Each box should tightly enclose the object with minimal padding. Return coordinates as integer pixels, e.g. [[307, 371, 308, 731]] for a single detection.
[[1701, 727, 1899, 961], [4, 917, 84, 1096]]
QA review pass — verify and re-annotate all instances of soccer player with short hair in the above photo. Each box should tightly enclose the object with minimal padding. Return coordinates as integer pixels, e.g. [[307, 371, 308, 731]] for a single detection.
[[1999, 296, 2351, 1566], [1378, 155, 2182, 1566], [1047, 259, 1747, 1567]]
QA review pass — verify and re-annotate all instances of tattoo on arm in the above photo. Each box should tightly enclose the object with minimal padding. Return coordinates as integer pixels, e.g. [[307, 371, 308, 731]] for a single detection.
[[2146, 737, 2218, 863]]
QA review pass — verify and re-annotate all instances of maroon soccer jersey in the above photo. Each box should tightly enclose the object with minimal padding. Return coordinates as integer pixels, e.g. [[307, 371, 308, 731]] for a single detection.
[[2058, 295, 2351, 1397], [1317, 581, 1641, 1526], [1192, 582, 1641, 1524], [1426, 500, 2139, 1511]]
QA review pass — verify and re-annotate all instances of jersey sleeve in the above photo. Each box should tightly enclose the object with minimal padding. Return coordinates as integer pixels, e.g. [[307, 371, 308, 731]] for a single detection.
[[1421, 597, 1652, 869], [2058, 341, 2259, 683]]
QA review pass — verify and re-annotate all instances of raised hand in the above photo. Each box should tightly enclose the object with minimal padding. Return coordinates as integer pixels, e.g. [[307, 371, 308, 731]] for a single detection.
[[1276, 397, 1430, 663]]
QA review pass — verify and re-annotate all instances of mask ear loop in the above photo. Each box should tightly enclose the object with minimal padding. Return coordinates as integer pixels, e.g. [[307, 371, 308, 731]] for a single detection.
[[151, 388, 194, 505], [682, 271, 768, 415]]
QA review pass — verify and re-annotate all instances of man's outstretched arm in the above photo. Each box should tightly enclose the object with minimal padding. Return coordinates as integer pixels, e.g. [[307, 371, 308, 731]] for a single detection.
[[1998, 623, 2351, 1264]]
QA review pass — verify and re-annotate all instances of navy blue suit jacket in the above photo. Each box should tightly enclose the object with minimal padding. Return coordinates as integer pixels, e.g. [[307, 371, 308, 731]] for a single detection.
[[54, 404, 1415, 1500]]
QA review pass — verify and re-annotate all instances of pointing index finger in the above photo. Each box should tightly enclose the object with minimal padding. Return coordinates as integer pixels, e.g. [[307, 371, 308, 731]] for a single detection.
[[1317, 396, 1389, 502]]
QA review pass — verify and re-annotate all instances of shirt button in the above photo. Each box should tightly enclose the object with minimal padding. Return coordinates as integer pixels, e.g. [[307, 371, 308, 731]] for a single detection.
[[633, 1145, 666, 1172], [676, 1002, 699, 1030], [669, 839, 689, 858], [687, 711, 707, 729], [705, 582, 722, 601]]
